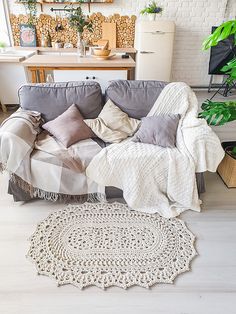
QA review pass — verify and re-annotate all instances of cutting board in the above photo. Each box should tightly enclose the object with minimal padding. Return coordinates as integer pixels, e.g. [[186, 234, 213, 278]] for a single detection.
[[102, 22, 117, 49]]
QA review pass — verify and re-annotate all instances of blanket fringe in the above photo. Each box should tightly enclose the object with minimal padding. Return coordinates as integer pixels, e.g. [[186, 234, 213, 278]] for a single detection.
[[0, 162, 6, 173], [10, 173, 34, 197], [9, 173, 106, 203], [33, 188, 107, 203]]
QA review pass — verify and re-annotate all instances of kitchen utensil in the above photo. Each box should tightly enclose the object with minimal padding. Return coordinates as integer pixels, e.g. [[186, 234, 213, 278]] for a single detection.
[[102, 22, 117, 49]]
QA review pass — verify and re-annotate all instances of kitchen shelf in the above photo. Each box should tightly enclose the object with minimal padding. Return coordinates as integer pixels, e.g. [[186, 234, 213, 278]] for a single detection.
[[43, 1, 113, 3], [16, 1, 113, 13], [45, 1, 113, 12]]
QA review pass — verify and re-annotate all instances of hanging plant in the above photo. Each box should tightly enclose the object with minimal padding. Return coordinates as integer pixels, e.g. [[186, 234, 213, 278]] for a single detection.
[[198, 99, 236, 126], [65, 4, 93, 36], [20, 0, 37, 25]]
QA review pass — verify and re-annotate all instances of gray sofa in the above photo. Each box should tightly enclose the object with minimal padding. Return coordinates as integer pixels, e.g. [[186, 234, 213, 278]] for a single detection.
[[8, 80, 205, 201]]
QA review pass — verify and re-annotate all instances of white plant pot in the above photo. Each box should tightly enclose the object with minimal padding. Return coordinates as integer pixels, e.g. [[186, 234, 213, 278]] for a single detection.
[[148, 14, 156, 21]]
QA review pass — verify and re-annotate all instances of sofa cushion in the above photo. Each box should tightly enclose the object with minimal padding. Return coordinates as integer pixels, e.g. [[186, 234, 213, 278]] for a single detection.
[[19, 81, 103, 122], [42, 104, 95, 148], [132, 114, 180, 147], [105, 80, 168, 119], [84, 99, 140, 143]]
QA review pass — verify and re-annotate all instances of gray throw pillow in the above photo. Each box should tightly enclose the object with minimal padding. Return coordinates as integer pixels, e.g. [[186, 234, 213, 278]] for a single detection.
[[42, 104, 95, 148], [132, 114, 180, 148]]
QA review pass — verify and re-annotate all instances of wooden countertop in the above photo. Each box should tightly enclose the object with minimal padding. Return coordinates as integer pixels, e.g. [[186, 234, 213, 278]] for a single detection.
[[22, 54, 136, 68], [0, 56, 26, 63], [14, 46, 137, 54]]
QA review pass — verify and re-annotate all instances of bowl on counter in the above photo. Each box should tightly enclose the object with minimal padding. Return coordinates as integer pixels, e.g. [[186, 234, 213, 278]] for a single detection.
[[93, 48, 111, 57]]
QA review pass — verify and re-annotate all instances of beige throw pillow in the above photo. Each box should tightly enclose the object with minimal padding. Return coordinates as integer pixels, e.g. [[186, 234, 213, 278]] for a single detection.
[[84, 99, 140, 143]]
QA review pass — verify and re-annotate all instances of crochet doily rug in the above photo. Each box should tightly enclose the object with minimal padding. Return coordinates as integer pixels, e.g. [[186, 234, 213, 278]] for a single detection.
[[27, 202, 197, 289]]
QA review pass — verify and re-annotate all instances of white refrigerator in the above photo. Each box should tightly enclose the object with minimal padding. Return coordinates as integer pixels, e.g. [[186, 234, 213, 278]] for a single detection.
[[135, 20, 175, 82]]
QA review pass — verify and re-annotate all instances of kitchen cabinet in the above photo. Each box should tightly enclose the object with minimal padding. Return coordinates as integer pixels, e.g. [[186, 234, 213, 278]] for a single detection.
[[0, 63, 27, 105], [54, 69, 127, 92], [0, 50, 35, 106], [22, 54, 135, 90]]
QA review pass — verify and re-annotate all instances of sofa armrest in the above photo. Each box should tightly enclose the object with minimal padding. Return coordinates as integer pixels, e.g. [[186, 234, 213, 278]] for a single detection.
[[182, 120, 225, 173], [0, 110, 41, 172]]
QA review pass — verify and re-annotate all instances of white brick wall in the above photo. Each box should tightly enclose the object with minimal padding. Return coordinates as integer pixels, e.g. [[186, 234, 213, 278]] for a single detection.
[[7, 0, 236, 86]]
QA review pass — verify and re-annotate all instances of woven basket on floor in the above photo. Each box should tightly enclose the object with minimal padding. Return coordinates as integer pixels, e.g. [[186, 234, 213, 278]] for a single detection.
[[218, 142, 236, 188]]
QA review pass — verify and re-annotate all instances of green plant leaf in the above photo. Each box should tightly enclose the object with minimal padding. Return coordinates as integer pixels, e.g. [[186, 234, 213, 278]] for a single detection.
[[202, 20, 236, 50], [232, 146, 236, 156], [221, 58, 236, 72], [199, 100, 236, 126], [220, 57, 236, 82]]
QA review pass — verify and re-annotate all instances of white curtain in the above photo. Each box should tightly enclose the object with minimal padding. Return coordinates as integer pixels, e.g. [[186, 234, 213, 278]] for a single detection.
[[0, 0, 12, 46]]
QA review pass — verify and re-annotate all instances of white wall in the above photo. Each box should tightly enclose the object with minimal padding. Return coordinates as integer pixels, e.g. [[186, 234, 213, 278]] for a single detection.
[[7, 0, 236, 86]]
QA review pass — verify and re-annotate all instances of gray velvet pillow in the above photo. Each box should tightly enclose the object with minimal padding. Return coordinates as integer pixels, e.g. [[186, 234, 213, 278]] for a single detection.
[[42, 104, 94, 148], [132, 114, 180, 147]]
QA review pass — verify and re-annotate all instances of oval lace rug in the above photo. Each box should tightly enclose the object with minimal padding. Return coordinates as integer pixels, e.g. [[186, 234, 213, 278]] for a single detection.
[[27, 202, 197, 289]]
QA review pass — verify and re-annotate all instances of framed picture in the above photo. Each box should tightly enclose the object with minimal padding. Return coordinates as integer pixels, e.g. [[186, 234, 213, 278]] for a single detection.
[[19, 24, 37, 47]]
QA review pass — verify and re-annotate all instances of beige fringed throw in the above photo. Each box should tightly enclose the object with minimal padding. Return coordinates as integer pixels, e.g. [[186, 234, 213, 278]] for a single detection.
[[0, 109, 105, 202]]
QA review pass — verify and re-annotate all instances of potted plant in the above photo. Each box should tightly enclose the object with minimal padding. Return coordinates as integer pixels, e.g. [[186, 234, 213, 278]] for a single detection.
[[201, 20, 236, 187], [202, 20, 236, 89], [140, 1, 163, 21], [198, 99, 236, 187], [199, 98, 236, 187], [200, 21, 236, 126], [0, 41, 6, 53], [217, 141, 236, 188], [225, 144, 236, 160], [66, 4, 93, 57]]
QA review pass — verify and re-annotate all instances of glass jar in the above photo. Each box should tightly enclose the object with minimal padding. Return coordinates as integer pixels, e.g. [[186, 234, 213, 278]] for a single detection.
[[77, 33, 86, 57], [46, 73, 54, 83]]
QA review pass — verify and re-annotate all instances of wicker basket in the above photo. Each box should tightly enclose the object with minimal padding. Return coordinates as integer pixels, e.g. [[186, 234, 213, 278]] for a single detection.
[[218, 142, 236, 188]]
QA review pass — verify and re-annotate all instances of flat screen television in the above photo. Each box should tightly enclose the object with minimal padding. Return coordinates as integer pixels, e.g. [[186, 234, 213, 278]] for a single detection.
[[208, 26, 236, 75]]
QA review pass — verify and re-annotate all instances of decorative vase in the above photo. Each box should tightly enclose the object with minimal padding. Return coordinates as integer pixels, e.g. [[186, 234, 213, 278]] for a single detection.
[[148, 14, 156, 21], [77, 32, 86, 57]]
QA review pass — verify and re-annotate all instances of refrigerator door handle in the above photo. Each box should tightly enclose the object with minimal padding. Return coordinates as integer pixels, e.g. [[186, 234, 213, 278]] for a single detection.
[[144, 31, 166, 35], [139, 51, 155, 54], [152, 31, 166, 35]]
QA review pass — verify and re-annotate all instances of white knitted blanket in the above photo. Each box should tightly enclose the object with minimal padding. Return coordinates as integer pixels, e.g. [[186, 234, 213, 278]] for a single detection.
[[86, 82, 225, 218]]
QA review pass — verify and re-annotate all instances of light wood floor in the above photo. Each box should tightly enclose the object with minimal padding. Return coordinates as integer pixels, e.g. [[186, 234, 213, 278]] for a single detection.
[[0, 91, 236, 313], [0, 172, 236, 314]]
